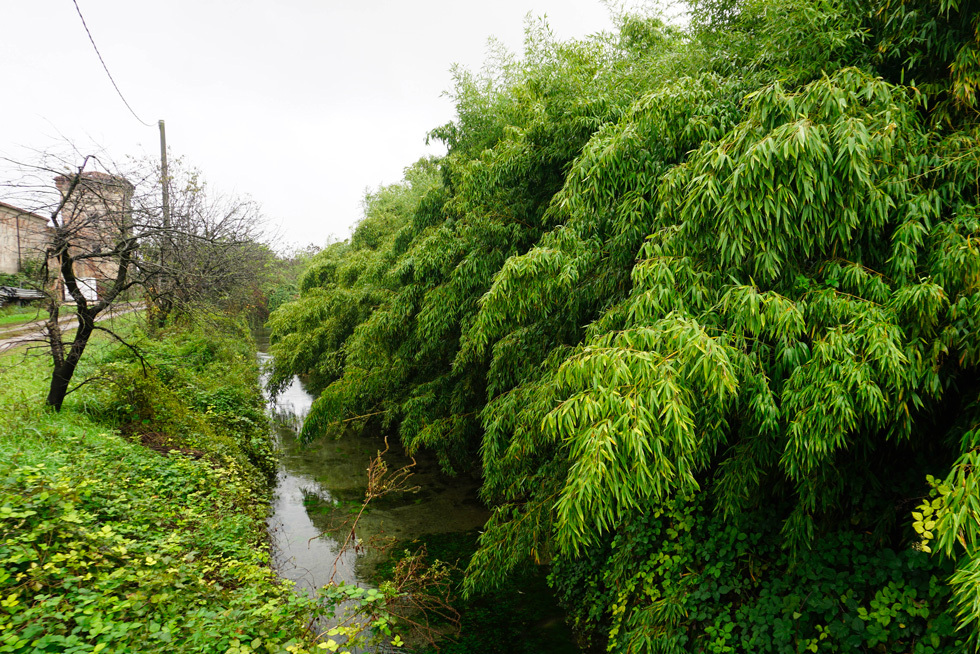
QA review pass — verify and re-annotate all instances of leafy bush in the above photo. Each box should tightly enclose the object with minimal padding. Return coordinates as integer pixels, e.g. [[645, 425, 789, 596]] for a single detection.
[[88, 321, 278, 486], [0, 272, 34, 289]]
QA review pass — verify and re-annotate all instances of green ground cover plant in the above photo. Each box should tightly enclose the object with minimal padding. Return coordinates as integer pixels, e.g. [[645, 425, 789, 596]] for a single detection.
[[0, 319, 324, 654]]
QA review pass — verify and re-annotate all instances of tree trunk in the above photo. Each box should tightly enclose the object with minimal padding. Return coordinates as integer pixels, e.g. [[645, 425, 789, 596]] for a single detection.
[[45, 315, 94, 412], [46, 361, 77, 411]]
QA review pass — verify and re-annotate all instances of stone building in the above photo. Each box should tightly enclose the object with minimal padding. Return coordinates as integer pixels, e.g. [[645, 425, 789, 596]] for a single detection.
[[0, 200, 50, 276], [53, 171, 134, 302], [0, 171, 132, 302]]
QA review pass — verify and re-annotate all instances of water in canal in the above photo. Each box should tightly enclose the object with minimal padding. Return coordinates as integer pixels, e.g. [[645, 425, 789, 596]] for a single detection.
[[256, 331, 488, 594]]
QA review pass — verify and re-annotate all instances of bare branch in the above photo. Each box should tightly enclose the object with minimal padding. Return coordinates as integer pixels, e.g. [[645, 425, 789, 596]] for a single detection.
[[93, 324, 149, 377], [64, 372, 114, 396]]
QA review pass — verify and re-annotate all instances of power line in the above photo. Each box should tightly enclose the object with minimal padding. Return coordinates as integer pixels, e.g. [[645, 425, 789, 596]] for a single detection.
[[71, 0, 153, 127]]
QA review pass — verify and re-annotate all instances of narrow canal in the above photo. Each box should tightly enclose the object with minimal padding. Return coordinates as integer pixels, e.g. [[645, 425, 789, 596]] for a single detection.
[[255, 329, 487, 592]]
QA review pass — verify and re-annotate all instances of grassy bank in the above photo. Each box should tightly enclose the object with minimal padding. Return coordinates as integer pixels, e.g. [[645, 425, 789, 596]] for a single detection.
[[0, 305, 76, 330], [0, 317, 322, 653]]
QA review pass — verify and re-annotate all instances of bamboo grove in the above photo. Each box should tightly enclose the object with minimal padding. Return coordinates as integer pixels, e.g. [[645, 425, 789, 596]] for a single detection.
[[268, 1, 980, 651]]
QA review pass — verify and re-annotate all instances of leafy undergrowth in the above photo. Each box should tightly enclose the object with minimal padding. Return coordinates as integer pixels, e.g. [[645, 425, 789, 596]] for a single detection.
[[0, 320, 323, 653], [552, 495, 964, 654], [375, 531, 584, 654]]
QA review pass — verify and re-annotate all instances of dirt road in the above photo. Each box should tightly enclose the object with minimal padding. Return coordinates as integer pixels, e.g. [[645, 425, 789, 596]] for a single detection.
[[0, 304, 143, 355]]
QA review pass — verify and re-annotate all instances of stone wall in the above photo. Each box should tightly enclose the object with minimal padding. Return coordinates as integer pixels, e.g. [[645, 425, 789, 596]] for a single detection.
[[0, 202, 50, 276]]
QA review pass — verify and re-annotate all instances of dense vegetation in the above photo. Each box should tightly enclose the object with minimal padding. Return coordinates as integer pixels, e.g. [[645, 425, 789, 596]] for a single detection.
[[0, 320, 324, 653], [267, 1, 980, 651], [374, 530, 580, 654]]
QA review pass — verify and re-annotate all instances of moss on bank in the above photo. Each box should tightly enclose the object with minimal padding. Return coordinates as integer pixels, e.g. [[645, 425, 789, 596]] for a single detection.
[[0, 319, 322, 653]]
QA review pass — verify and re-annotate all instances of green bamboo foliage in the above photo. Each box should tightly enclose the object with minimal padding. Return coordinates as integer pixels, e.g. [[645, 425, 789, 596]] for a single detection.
[[468, 62, 980, 646], [267, 159, 440, 395], [293, 18, 686, 463], [269, 1, 980, 648]]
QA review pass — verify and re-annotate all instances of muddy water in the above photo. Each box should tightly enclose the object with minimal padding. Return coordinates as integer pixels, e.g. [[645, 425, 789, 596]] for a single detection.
[[256, 332, 488, 595]]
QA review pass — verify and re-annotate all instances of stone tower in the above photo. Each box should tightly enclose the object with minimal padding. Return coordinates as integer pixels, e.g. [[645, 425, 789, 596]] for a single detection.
[[53, 171, 134, 301]]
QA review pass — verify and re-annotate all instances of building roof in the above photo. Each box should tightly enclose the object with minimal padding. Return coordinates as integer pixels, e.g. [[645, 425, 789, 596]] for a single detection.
[[0, 200, 50, 225], [54, 170, 134, 191]]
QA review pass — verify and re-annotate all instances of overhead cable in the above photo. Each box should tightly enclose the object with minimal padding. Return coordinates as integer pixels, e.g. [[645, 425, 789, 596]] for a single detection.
[[71, 0, 153, 127]]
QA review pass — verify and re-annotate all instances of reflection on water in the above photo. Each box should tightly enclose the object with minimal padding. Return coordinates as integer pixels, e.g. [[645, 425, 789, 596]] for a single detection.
[[256, 332, 489, 597], [261, 354, 352, 594]]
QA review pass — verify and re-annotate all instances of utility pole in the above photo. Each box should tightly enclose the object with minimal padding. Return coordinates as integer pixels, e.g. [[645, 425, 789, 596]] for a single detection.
[[159, 119, 170, 231], [155, 119, 173, 324]]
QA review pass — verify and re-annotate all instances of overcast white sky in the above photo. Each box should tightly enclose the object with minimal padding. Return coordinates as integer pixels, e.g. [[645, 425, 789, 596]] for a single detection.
[[0, 1, 627, 249]]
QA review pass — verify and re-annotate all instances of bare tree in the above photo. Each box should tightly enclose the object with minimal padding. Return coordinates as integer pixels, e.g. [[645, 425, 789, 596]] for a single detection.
[[1, 150, 271, 410], [139, 161, 273, 323], [43, 158, 140, 409]]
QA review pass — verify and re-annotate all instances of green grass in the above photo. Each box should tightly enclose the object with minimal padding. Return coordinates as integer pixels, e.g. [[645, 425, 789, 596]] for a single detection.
[[0, 305, 45, 328], [0, 304, 77, 328]]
